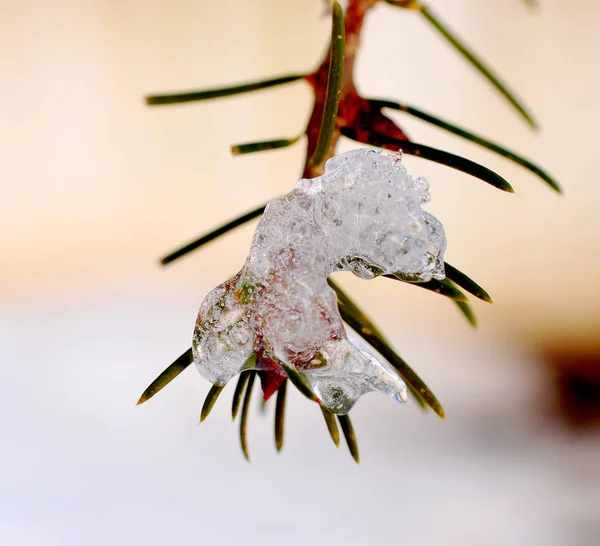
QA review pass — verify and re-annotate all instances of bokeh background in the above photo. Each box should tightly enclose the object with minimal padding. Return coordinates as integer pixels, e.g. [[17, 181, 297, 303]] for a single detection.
[[2, 1, 599, 544]]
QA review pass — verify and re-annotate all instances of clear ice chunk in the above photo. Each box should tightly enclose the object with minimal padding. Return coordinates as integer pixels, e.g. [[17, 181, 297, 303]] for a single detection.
[[192, 148, 446, 413]]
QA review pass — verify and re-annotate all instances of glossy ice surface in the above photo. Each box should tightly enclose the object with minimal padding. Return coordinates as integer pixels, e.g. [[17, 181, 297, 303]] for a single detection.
[[193, 148, 446, 413]]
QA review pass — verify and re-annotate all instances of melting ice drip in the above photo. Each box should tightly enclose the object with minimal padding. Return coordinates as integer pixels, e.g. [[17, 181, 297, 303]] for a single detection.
[[193, 148, 447, 414]]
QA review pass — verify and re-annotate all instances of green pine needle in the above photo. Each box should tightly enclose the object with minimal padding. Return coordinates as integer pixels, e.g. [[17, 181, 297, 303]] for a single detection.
[[384, 275, 469, 302], [232, 371, 251, 421], [282, 364, 320, 403], [407, 384, 429, 410], [232, 137, 300, 156], [418, 6, 538, 129], [146, 74, 305, 106], [309, 0, 345, 166], [160, 204, 267, 265], [320, 406, 341, 447], [239, 372, 256, 461], [338, 414, 360, 463], [274, 380, 288, 452], [136, 348, 193, 405], [444, 262, 493, 303], [385, 272, 479, 325], [454, 299, 478, 328], [200, 384, 225, 423]]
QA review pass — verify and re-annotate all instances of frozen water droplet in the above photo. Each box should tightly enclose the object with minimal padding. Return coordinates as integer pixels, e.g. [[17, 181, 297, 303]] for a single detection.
[[392, 149, 403, 168], [412, 176, 431, 204]]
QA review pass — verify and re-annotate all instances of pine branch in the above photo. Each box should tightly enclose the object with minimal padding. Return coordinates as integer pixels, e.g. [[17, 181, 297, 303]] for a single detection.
[[138, 0, 560, 461]]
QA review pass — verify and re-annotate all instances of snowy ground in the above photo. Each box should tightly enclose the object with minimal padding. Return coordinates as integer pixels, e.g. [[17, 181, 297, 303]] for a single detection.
[[2, 279, 598, 546]]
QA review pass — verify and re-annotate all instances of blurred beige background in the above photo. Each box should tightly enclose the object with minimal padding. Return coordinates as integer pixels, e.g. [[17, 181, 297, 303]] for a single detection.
[[1, 1, 599, 545]]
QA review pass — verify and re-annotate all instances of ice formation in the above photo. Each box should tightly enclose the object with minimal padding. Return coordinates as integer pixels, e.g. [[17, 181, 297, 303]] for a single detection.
[[192, 148, 447, 414]]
